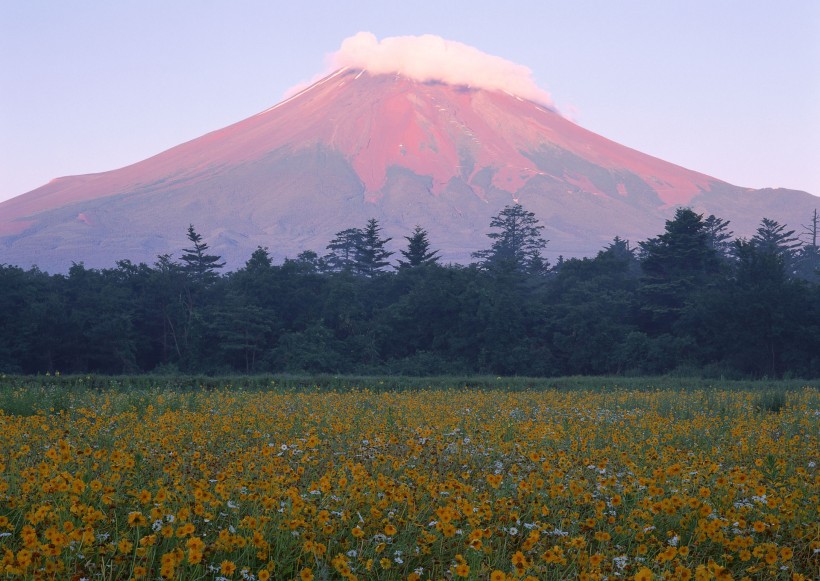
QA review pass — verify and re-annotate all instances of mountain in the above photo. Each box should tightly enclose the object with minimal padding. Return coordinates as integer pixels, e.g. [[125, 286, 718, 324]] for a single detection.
[[1, 67, 816, 272]]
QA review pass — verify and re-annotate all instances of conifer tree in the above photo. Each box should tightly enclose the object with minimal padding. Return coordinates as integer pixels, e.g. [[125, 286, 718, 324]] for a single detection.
[[703, 214, 734, 259], [354, 219, 393, 276], [751, 218, 801, 275], [324, 228, 362, 272], [398, 226, 440, 268], [472, 204, 548, 273], [179, 224, 225, 285], [638, 208, 720, 334]]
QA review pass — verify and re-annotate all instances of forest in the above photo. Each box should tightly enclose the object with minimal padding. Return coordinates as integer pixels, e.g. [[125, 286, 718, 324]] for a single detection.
[[1, 206, 819, 378]]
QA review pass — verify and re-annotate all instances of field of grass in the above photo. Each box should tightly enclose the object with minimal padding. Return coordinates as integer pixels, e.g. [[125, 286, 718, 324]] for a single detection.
[[0, 379, 817, 579]]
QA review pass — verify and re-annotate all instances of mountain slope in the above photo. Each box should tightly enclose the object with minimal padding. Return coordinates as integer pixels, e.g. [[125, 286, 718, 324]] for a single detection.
[[1, 68, 816, 271]]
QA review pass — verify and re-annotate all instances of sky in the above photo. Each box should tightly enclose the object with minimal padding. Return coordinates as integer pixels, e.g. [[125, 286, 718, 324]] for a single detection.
[[1, 1, 819, 205]]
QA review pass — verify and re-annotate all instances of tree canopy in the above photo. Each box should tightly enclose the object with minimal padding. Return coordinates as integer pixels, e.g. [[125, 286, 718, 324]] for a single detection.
[[1, 206, 818, 378]]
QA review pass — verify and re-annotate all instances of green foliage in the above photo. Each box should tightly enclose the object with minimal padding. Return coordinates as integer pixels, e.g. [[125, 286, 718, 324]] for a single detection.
[[472, 203, 548, 273], [638, 208, 722, 335], [398, 225, 440, 268], [354, 218, 394, 276], [1, 209, 820, 378], [324, 227, 362, 272], [180, 224, 225, 285]]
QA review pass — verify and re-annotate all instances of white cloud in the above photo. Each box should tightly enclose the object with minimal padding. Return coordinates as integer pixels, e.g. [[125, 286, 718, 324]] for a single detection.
[[329, 32, 555, 108]]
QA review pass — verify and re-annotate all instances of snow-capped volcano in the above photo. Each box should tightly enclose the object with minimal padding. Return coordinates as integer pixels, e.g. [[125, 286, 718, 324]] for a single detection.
[[1, 34, 816, 271]]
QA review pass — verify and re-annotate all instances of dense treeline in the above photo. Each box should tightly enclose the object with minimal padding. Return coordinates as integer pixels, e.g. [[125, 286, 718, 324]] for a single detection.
[[2, 206, 819, 378]]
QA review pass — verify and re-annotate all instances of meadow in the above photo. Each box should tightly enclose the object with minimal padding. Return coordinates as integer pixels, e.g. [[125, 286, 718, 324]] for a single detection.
[[0, 377, 817, 580]]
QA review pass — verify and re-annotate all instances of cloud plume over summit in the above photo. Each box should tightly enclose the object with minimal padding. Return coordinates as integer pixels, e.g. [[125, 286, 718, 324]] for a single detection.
[[330, 32, 555, 108]]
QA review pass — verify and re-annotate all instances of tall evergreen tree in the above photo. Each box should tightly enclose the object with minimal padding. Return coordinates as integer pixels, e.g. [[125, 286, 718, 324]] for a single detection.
[[751, 218, 801, 273], [703, 214, 734, 259], [638, 208, 720, 335], [354, 218, 394, 277], [180, 224, 225, 285], [472, 204, 548, 273], [398, 226, 440, 268], [324, 228, 363, 272]]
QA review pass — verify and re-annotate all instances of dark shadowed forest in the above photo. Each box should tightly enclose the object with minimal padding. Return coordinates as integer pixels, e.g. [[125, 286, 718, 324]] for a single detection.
[[2, 206, 819, 378]]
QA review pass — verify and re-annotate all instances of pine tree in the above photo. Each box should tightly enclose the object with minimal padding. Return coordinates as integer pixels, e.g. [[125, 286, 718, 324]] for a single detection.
[[324, 228, 363, 272], [703, 214, 734, 259], [179, 225, 225, 285], [354, 219, 394, 277], [472, 204, 548, 273], [398, 226, 440, 268], [637, 208, 720, 334], [751, 218, 801, 275]]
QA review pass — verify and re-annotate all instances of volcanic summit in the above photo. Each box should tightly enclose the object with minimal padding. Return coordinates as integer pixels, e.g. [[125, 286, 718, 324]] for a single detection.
[[1, 33, 816, 271]]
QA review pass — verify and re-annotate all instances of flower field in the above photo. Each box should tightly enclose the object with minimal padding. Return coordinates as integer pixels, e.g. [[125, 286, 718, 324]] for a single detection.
[[0, 384, 817, 580]]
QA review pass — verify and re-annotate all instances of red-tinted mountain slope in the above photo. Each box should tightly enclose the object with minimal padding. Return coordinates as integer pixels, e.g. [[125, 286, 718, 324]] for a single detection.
[[1, 69, 815, 271]]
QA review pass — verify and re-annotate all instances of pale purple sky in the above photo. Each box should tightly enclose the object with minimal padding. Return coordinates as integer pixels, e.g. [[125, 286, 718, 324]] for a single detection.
[[1, 0, 818, 204]]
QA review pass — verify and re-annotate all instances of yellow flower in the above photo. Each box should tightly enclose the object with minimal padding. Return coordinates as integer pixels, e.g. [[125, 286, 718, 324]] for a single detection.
[[221, 560, 237, 576], [299, 568, 314, 581], [633, 566, 653, 581], [127, 511, 147, 527], [512, 550, 528, 569], [15, 549, 33, 569]]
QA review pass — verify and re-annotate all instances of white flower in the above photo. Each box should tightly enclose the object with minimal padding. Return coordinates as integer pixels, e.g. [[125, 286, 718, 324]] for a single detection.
[[668, 535, 679, 546], [613, 555, 628, 570], [508, 527, 518, 536]]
